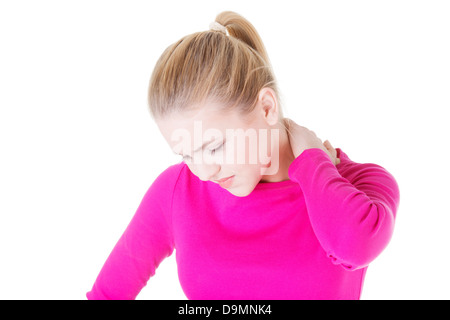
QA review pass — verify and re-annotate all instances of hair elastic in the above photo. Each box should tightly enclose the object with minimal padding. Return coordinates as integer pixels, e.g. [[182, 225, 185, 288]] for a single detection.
[[209, 21, 229, 36]]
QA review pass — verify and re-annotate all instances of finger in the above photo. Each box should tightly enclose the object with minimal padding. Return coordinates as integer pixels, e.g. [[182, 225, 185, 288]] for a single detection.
[[323, 140, 336, 156], [323, 140, 340, 165], [324, 148, 335, 163], [323, 140, 333, 150]]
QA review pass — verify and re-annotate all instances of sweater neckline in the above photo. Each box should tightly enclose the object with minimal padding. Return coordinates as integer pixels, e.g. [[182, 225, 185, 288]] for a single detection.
[[254, 178, 297, 190]]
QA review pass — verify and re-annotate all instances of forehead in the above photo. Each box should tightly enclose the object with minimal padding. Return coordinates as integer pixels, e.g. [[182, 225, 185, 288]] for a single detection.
[[157, 104, 249, 137]]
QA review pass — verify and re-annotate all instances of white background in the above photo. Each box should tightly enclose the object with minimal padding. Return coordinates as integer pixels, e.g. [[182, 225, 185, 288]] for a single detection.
[[1, 0, 449, 300]]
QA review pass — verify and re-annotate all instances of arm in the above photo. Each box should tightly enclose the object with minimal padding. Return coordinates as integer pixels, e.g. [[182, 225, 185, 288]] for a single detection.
[[86, 165, 181, 299], [288, 148, 400, 270]]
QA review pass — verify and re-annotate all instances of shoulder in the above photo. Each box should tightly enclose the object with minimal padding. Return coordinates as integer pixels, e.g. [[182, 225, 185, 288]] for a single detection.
[[336, 148, 400, 206], [336, 147, 395, 177], [138, 161, 190, 216], [151, 161, 188, 192], [157, 161, 186, 181]]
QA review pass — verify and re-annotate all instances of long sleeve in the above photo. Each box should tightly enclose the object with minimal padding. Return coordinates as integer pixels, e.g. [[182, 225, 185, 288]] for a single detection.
[[288, 147, 400, 271], [86, 165, 180, 300]]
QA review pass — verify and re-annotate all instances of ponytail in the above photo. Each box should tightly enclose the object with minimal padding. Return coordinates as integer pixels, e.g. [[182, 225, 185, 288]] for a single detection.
[[215, 11, 272, 68]]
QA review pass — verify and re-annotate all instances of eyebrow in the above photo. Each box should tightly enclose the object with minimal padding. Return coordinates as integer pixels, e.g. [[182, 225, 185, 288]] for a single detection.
[[173, 138, 217, 156]]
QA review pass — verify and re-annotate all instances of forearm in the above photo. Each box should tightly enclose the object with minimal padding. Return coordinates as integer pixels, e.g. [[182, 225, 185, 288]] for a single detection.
[[288, 148, 400, 270]]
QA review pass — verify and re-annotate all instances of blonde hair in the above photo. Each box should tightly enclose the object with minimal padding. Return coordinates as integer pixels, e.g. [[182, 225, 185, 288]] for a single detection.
[[147, 11, 283, 123]]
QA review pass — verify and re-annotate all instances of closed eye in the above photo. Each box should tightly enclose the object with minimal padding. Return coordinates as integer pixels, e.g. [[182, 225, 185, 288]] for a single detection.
[[181, 147, 221, 161], [179, 140, 226, 162], [209, 144, 223, 156]]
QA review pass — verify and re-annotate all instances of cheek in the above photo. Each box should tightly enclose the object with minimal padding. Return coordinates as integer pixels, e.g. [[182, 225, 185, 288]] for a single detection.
[[210, 139, 269, 171]]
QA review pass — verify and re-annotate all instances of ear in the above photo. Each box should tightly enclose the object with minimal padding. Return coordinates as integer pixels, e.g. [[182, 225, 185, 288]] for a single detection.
[[258, 87, 279, 126]]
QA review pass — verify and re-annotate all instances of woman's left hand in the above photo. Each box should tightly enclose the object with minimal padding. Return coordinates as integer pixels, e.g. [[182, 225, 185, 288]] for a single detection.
[[283, 118, 340, 166]]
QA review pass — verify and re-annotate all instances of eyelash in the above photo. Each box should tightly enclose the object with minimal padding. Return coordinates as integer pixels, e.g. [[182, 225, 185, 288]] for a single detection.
[[181, 144, 223, 161], [209, 144, 223, 156]]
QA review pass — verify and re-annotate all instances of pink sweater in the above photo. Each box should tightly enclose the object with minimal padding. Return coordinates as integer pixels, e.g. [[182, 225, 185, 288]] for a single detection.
[[86, 148, 400, 300]]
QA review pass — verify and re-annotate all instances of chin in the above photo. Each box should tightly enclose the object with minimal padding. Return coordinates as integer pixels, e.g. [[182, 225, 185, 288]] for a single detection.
[[228, 191, 252, 197], [226, 186, 255, 198]]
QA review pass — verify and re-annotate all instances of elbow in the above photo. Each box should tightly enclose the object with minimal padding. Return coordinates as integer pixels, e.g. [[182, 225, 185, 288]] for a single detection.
[[327, 251, 375, 271], [326, 202, 396, 271]]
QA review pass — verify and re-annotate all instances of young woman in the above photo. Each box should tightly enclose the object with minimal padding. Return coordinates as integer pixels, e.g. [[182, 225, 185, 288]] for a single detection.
[[86, 11, 400, 300]]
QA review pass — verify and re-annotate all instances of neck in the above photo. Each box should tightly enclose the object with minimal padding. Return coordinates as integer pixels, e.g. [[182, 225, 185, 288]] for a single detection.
[[260, 122, 295, 183]]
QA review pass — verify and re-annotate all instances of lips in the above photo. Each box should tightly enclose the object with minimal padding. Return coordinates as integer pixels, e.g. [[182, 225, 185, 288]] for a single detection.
[[214, 176, 234, 183], [216, 175, 235, 188]]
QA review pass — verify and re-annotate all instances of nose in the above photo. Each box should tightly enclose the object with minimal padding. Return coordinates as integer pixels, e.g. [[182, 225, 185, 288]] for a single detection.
[[190, 162, 221, 182]]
